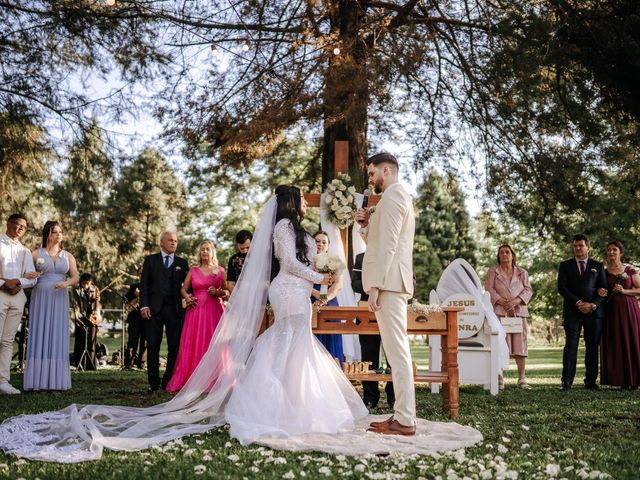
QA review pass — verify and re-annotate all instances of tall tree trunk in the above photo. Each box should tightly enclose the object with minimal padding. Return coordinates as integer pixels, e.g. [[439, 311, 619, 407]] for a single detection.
[[322, 0, 370, 190]]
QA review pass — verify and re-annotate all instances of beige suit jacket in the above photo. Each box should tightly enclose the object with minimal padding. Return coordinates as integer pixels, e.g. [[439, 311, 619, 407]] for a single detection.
[[361, 182, 415, 295]]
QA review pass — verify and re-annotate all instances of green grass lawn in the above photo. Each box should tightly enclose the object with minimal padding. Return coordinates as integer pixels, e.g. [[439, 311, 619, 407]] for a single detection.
[[0, 345, 638, 479]]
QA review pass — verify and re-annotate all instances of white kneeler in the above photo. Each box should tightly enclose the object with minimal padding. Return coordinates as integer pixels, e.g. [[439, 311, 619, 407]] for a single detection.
[[428, 290, 501, 395]]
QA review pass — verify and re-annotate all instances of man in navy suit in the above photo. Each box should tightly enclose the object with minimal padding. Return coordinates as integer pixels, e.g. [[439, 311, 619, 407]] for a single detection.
[[140, 231, 189, 392], [557, 234, 607, 391]]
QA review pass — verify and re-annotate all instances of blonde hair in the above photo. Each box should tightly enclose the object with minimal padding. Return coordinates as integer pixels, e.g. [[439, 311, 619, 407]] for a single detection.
[[198, 240, 218, 267]]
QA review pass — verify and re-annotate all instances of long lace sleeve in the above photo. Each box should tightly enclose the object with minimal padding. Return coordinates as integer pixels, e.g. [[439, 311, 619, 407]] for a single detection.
[[273, 220, 324, 283]]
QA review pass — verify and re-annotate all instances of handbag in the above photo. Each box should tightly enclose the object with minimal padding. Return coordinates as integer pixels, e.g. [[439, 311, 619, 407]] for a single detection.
[[500, 316, 524, 334]]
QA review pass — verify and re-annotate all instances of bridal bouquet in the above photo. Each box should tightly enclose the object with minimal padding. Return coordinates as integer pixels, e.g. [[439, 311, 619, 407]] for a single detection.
[[323, 173, 357, 229], [313, 253, 345, 302]]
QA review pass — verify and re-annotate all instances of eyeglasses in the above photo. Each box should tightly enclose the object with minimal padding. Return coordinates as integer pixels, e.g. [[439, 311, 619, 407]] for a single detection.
[[9, 221, 27, 231]]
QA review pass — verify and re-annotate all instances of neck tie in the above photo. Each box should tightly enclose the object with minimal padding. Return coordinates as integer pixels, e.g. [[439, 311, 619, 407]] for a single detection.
[[579, 260, 585, 275], [164, 255, 170, 268]]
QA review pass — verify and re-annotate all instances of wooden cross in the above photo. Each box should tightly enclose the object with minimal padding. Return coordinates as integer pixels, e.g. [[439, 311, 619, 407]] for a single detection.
[[304, 141, 379, 260]]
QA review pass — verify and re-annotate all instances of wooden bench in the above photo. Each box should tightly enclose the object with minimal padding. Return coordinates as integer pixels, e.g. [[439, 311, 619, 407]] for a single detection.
[[311, 306, 462, 418]]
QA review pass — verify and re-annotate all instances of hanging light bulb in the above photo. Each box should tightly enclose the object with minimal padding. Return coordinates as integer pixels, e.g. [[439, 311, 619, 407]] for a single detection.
[[242, 42, 250, 52], [210, 45, 219, 57], [333, 47, 341, 55], [105, 0, 116, 6]]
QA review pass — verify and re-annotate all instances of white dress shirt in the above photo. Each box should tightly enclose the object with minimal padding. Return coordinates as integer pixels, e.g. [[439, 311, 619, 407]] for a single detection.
[[0, 234, 36, 288]]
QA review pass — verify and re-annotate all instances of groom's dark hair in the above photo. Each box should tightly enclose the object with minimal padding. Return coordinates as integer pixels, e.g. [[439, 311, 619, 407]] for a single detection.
[[572, 233, 590, 246], [366, 152, 399, 170]]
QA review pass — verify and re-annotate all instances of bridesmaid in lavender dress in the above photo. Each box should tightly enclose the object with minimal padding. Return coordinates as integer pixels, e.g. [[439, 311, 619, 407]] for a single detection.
[[24, 221, 79, 391], [166, 241, 228, 392], [601, 241, 640, 389]]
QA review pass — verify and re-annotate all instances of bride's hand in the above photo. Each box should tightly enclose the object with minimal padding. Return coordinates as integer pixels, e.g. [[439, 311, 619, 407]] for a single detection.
[[320, 273, 334, 285]]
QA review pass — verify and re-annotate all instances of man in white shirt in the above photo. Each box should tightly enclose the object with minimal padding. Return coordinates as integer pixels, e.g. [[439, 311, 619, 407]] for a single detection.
[[0, 214, 37, 395]]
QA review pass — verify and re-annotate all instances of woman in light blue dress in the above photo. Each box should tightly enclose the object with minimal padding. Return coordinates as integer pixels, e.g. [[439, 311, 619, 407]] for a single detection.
[[24, 221, 79, 391]]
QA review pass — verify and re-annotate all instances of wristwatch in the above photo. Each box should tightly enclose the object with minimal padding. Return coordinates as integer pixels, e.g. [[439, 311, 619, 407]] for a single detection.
[[591, 303, 597, 311]]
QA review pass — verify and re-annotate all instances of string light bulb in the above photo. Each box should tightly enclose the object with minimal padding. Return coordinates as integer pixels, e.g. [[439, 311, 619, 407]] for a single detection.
[[210, 45, 219, 57], [333, 47, 341, 55], [242, 42, 250, 52], [105, 0, 116, 6]]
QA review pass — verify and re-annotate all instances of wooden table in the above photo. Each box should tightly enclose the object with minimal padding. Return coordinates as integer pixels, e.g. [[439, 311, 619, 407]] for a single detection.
[[311, 306, 462, 418]]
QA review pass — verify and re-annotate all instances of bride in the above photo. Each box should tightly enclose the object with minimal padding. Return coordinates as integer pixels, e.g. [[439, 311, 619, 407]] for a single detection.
[[0, 185, 368, 462]]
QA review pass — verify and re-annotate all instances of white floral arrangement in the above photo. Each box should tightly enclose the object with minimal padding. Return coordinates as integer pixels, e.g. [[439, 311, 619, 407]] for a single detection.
[[407, 301, 443, 314], [35, 257, 46, 273], [323, 173, 357, 229], [313, 253, 345, 302], [313, 253, 346, 276]]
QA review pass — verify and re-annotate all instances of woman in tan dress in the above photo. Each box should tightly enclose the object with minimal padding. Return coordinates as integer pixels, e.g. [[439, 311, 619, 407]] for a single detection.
[[485, 244, 534, 389]]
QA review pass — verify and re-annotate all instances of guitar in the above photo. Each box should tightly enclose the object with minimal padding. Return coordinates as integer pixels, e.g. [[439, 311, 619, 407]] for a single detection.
[[85, 278, 119, 325]]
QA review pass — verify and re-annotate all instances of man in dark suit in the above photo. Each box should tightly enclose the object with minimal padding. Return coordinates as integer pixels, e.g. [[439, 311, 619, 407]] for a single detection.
[[140, 231, 189, 392], [557, 234, 607, 391], [352, 252, 395, 409]]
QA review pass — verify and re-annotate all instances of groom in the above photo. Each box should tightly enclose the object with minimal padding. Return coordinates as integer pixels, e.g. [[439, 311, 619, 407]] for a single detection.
[[355, 153, 416, 436], [140, 231, 189, 392]]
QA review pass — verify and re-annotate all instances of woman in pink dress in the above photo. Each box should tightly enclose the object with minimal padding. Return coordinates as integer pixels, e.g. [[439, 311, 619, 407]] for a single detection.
[[485, 244, 534, 390], [166, 241, 228, 392]]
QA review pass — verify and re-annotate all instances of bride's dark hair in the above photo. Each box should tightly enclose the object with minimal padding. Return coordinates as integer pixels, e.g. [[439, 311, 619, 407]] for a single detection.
[[271, 185, 311, 279]]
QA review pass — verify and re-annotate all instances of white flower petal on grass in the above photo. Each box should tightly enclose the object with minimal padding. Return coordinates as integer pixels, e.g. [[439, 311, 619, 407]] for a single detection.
[[194, 465, 207, 475], [521, 443, 530, 449], [300, 472, 306, 477], [501, 436, 511, 443], [283, 471, 295, 479], [354, 464, 366, 472], [497, 444, 508, 453], [318, 466, 332, 476], [195, 439, 205, 445], [225, 441, 232, 448], [576, 469, 590, 479], [479, 471, 492, 480], [144, 461, 153, 466], [274, 457, 287, 465], [202, 454, 213, 461], [521, 425, 530, 431], [227, 454, 240, 462], [249, 467, 260, 473], [505, 430, 513, 435], [545, 464, 560, 477]]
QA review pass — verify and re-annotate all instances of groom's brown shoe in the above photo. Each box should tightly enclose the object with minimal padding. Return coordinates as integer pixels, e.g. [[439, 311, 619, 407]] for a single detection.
[[372, 419, 416, 436], [368, 415, 394, 430]]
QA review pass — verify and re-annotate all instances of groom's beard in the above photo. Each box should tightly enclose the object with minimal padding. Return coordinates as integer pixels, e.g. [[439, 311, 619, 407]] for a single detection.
[[372, 180, 383, 194]]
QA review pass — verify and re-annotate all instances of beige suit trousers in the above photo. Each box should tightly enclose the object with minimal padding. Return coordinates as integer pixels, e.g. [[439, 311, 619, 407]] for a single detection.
[[0, 290, 26, 383], [375, 290, 415, 426]]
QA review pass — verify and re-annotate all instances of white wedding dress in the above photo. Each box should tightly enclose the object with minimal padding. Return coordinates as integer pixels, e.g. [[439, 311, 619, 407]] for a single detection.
[[0, 197, 482, 463], [225, 219, 368, 443]]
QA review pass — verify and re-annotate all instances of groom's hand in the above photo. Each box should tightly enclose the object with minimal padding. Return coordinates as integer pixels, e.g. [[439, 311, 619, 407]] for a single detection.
[[367, 288, 381, 312], [355, 208, 369, 227]]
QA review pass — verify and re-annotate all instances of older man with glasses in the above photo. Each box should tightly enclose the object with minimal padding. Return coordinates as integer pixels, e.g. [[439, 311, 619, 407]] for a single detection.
[[0, 213, 38, 395]]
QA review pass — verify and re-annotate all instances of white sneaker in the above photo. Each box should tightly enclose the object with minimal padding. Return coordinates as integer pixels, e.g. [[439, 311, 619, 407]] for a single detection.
[[0, 382, 21, 395]]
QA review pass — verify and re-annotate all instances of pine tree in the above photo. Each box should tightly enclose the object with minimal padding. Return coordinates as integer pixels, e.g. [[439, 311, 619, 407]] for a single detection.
[[413, 170, 476, 301]]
